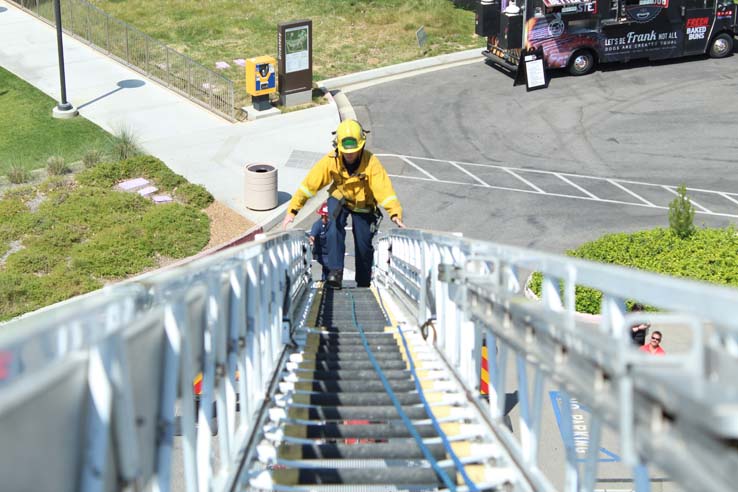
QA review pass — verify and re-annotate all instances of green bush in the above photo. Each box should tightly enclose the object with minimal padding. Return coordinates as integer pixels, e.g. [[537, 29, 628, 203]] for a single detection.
[[4, 246, 64, 275], [38, 175, 75, 194], [38, 265, 102, 305], [76, 155, 187, 191], [668, 184, 695, 239], [37, 187, 151, 234], [175, 182, 214, 209], [6, 163, 31, 184], [0, 197, 34, 241], [529, 227, 738, 314], [70, 224, 157, 278], [3, 184, 37, 202], [0, 272, 45, 322], [0, 267, 102, 322], [46, 155, 70, 176], [142, 203, 210, 257]]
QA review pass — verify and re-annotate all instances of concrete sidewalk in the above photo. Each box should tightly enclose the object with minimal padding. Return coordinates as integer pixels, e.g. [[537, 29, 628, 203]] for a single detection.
[[0, 0, 481, 232]]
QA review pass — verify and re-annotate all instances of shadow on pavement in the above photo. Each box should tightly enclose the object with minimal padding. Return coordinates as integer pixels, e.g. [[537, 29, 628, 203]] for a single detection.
[[78, 79, 146, 110]]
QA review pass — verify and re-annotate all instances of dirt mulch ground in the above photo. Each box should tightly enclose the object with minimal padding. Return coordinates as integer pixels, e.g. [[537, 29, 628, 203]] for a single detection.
[[203, 200, 257, 250]]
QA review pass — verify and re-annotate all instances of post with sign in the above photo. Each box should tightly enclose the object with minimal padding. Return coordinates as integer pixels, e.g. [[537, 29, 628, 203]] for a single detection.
[[277, 20, 313, 107]]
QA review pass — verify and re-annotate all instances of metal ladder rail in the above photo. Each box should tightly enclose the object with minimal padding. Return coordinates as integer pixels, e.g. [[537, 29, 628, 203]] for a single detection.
[[247, 285, 529, 491], [0, 231, 312, 492], [377, 228, 738, 492]]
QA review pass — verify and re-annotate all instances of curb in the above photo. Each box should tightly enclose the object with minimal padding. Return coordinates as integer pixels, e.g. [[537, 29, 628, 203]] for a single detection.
[[317, 47, 483, 93]]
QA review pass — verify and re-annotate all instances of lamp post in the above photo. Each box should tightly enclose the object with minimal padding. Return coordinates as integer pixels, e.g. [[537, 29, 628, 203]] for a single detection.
[[52, 0, 77, 119]]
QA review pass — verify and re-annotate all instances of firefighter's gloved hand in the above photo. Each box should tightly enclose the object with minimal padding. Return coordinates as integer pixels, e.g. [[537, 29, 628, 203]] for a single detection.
[[282, 213, 296, 230], [391, 216, 406, 229]]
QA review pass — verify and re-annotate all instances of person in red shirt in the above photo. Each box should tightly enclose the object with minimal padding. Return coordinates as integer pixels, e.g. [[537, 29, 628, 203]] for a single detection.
[[640, 331, 665, 355]]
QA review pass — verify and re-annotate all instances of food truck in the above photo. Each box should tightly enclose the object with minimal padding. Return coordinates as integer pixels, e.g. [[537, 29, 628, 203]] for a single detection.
[[476, 0, 737, 75]]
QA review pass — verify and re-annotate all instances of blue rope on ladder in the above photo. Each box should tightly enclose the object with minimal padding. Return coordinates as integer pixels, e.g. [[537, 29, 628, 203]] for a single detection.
[[347, 291, 459, 491], [372, 287, 480, 492]]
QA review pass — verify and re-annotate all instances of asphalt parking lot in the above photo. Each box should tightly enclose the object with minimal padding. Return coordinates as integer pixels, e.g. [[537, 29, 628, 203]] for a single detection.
[[348, 51, 738, 253]]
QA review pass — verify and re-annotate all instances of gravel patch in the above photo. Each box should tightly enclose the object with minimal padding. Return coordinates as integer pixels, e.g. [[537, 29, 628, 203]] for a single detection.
[[203, 201, 256, 250]]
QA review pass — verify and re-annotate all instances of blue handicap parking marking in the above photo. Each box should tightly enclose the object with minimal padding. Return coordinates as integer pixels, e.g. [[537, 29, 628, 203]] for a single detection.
[[549, 391, 621, 463]]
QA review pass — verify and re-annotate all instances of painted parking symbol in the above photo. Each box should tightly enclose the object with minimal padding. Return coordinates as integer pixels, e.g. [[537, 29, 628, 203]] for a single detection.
[[549, 391, 620, 463]]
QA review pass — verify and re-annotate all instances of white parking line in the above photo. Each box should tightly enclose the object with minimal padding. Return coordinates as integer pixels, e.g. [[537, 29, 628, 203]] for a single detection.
[[607, 179, 656, 207], [720, 193, 738, 206], [662, 185, 712, 213], [378, 154, 738, 219], [555, 173, 599, 200], [503, 168, 545, 193], [399, 156, 437, 181], [450, 161, 490, 187]]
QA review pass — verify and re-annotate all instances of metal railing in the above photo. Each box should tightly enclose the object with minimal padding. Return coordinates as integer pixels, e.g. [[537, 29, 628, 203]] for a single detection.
[[9, 0, 237, 121], [3, 226, 738, 491], [377, 229, 738, 492], [0, 231, 311, 492]]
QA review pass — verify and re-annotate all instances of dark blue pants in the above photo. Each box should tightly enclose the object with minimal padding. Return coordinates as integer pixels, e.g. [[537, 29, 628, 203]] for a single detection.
[[325, 196, 376, 287], [318, 259, 329, 281]]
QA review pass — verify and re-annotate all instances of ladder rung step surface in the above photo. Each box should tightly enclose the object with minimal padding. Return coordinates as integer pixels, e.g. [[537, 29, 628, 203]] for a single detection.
[[292, 369, 416, 380], [287, 405, 435, 421], [296, 360, 410, 371], [271, 467, 460, 486], [291, 391, 443, 406], [279, 441, 449, 460], [283, 422, 453, 439], [277, 458, 431, 468], [303, 345, 402, 354], [291, 379, 422, 393], [307, 332, 398, 340], [300, 352, 405, 362]]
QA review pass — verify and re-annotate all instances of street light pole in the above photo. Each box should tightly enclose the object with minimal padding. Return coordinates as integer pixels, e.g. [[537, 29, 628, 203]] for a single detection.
[[52, 0, 77, 118]]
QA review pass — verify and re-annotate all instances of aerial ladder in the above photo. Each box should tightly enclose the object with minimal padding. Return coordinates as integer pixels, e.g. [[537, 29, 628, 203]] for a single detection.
[[1, 228, 737, 492]]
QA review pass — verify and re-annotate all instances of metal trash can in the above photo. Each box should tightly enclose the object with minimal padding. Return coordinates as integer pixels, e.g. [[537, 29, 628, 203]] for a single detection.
[[244, 163, 278, 210]]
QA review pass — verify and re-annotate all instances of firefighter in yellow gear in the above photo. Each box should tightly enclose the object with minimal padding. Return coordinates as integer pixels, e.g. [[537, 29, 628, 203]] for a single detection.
[[282, 119, 405, 289]]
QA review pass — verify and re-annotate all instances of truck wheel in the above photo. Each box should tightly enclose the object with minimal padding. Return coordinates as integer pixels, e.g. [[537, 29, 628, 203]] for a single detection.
[[568, 50, 595, 76], [709, 33, 733, 58]]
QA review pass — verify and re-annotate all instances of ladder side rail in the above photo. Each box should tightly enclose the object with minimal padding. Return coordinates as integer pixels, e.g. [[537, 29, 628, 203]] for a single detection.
[[463, 270, 737, 492], [380, 229, 738, 492], [0, 232, 311, 492]]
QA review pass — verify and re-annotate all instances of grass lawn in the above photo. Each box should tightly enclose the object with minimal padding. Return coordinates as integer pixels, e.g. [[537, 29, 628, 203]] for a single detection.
[[88, 0, 483, 87], [0, 66, 114, 173]]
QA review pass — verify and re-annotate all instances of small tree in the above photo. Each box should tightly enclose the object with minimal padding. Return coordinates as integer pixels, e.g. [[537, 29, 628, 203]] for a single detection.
[[669, 184, 695, 239]]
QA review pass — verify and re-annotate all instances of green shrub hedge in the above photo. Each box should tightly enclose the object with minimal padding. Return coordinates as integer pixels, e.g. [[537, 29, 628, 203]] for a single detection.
[[529, 227, 738, 314]]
